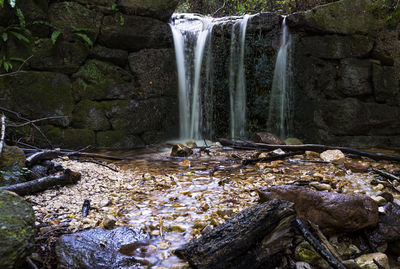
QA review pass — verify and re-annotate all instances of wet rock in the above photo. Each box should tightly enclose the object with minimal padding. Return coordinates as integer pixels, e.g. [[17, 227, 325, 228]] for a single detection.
[[377, 192, 393, 203], [102, 215, 116, 230], [0, 162, 28, 186], [117, 0, 180, 21], [90, 45, 128, 67], [295, 241, 329, 269], [258, 185, 379, 235], [251, 132, 285, 145], [355, 252, 389, 269], [56, 226, 153, 269], [0, 190, 36, 269], [373, 184, 385, 191], [0, 145, 26, 168], [305, 151, 320, 159], [344, 161, 370, 172], [296, 261, 312, 269], [320, 149, 345, 165], [366, 202, 400, 250], [171, 144, 193, 157], [309, 182, 331, 191], [370, 196, 387, 206], [175, 200, 296, 269]]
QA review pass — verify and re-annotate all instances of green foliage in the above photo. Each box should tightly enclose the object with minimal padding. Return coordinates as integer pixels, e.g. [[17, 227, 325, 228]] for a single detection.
[[74, 32, 93, 47], [111, 3, 118, 11], [51, 29, 62, 44], [120, 14, 125, 26], [0, 56, 13, 72]]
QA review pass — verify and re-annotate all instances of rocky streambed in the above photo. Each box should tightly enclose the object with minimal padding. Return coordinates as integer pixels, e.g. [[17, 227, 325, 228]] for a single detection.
[[6, 143, 400, 268]]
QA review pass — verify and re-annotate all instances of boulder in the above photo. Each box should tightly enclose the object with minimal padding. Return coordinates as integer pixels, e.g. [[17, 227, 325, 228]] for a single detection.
[[56, 226, 155, 268], [372, 64, 398, 104], [0, 145, 26, 168], [258, 185, 379, 235], [366, 202, 400, 249], [117, 0, 180, 21], [30, 38, 89, 74], [251, 132, 285, 145], [355, 253, 389, 269], [72, 59, 138, 101], [99, 14, 172, 51], [128, 48, 177, 98], [49, 2, 102, 42], [0, 72, 74, 127], [89, 45, 128, 67], [320, 149, 345, 164], [0, 190, 36, 269], [171, 144, 193, 157]]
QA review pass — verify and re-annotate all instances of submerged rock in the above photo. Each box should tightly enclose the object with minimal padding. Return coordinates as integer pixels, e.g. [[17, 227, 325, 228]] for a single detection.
[[258, 185, 379, 235], [56, 226, 153, 269], [0, 190, 36, 269], [171, 144, 193, 157], [355, 252, 389, 269], [251, 132, 285, 145]]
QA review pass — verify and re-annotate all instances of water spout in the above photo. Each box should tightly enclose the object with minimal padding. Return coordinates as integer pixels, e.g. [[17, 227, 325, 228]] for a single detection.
[[267, 16, 293, 139], [229, 15, 250, 139]]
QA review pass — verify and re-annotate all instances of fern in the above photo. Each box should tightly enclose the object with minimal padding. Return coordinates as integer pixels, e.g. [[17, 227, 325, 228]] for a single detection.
[[2, 32, 7, 42], [74, 32, 93, 47], [9, 31, 30, 43], [51, 29, 62, 44], [32, 20, 57, 29], [16, 8, 25, 27], [0, 0, 3, 8], [9, 57, 25, 62]]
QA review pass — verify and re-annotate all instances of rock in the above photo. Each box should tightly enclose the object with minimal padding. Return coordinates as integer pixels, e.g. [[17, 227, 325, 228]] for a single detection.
[[372, 64, 398, 104], [320, 149, 345, 164], [102, 215, 116, 229], [258, 185, 379, 235], [344, 161, 369, 172], [73, 100, 110, 131], [89, 45, 128, 67], [62, 128, 96, 149], [128, 48, 177, 98], [305, 151, 320, 159], [99, 14, 172, 51], [56, 226, 154, 268], [377, 192, 393, 203], [0, 145, 26, 168], [284, 138, 303, 145], [175, 200, 296, 269], [117, 0, 180, 21], [338, 58, 372, 97], [171, 144, 193, 157], [0, 162, 28, 187], [370, 196, 387, 206], [355, 253, 389, 269], [373, 184, 385, 191], [295, 241, 329, 269], [296, 262, 312, 269], [0, 72, 73, 127], [72, 59, 138, 101], [0, 190, 36, 269], [30, 38, 89, 74], [100, 198, 112, 207], [309, 182, 331, 191], [97, 130, 144, 149], [251, 132, 285, 145], [49, 2, 102, 42], [366, 202, 400, 250]]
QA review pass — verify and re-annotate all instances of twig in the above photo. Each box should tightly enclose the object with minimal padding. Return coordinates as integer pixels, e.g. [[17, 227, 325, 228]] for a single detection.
[[371, 168, 400, 194], [26, 257, 39, 269], [0, 55, 33, 77], [296, 219, 346, 269], [79, 159, 119, 172], [212, 0, 226, 16], [7, 116, 67, 127], [0, 114, 5, 155]]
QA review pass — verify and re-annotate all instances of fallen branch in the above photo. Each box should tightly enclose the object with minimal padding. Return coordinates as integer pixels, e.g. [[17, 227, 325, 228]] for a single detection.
[[0, 169, 81, 196], [372, 168, 400, 194], [26, 149, 61, 167], [218, 138, 400, 162], [296, 219, 346, 269], [308, 222, 343, 263], [0, 114, 5, 155]]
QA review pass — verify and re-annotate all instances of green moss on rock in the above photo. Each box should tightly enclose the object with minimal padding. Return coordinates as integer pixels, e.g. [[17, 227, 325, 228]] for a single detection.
[[63, 129, 96, 149], [97, 130, 144, 149], [0, 145, 26, 168], [72, 100, 111, 131], [0, 190, 35, 269]]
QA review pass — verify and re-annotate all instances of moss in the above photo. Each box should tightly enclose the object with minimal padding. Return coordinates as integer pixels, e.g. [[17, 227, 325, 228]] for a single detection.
[[63, 128, 96, 149], [74, 59, 114, 85], [72, 100, 111, 131]]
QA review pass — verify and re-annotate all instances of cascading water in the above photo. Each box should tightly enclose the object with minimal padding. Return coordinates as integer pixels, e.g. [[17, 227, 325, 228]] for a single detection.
[[169, 14, 214, 140], [229, 15, 250, 139], [267, 16, 293, 139]]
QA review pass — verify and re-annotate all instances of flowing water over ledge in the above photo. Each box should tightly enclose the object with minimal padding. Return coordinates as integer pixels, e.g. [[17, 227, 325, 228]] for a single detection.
[[26, 145, 400, 268]]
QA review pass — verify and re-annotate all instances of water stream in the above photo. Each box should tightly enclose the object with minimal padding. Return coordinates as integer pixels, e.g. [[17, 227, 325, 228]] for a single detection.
[[267, 17, 293, 139]]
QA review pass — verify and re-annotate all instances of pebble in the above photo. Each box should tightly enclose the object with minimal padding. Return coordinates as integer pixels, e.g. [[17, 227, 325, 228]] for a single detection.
[[305, 151, 320, 159], [170, 225, 186, 233], [100, 198, 111, 207], [355, 252, 390, 269], [309, 182, 331, 191], [102, 215, 116, 229], [370, 196, 387, 206], [320, 150, 345, 165], [373, 184, 385, 191]]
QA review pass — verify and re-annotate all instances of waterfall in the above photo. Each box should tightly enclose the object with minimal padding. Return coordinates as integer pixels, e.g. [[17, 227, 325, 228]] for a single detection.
[[267, 16, 293, 139], [229, 15, 250, 139], [169, 14, 214, 140]]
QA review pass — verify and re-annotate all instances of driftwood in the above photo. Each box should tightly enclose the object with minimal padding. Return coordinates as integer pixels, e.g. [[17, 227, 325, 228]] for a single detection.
[[218, 138, 400, 162], [0, 169, 81, 196], [296, 219, 346, 269], [372, 168, 400, 194], [175, 200, 296, 269], [26, 149, 61, 167]]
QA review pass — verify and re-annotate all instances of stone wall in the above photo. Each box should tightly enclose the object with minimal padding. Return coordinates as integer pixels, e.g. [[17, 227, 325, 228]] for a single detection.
[[0, 0, 179, 149], [288, 0, 400, 147]]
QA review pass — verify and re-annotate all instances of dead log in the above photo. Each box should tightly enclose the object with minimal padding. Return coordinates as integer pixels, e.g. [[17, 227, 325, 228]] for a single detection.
[[175, 199, 296, 269], [296, 219, 346, 269], [0, 169, 81, 196], [26, 149, 61, 167], [218, 138, 400, 162]]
